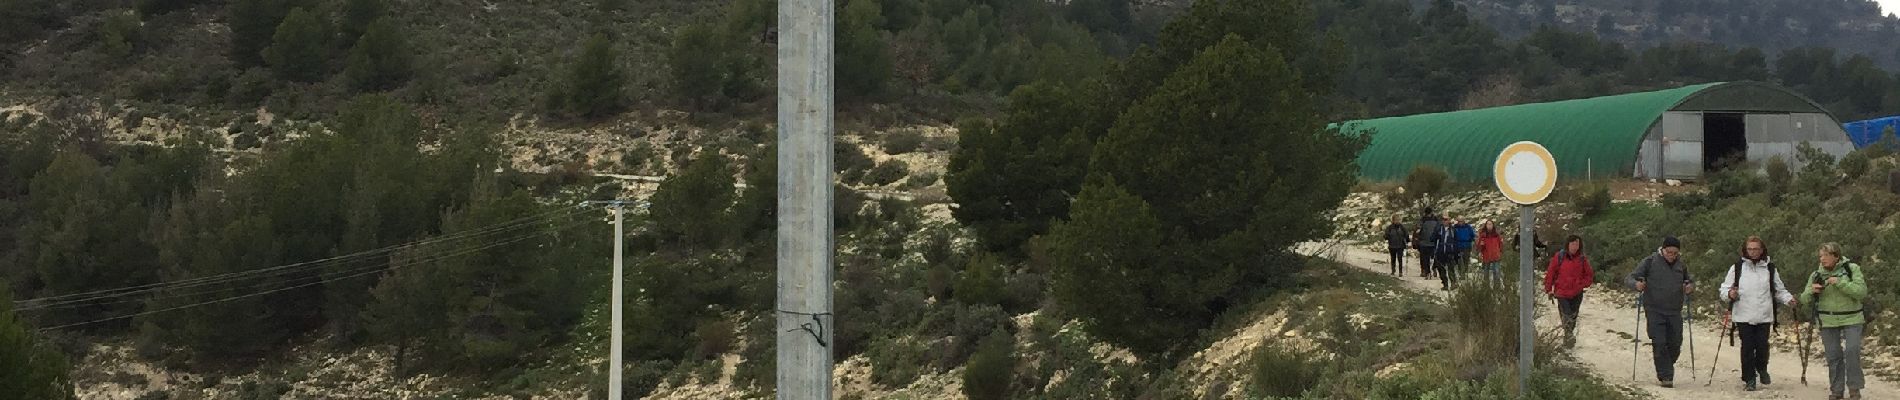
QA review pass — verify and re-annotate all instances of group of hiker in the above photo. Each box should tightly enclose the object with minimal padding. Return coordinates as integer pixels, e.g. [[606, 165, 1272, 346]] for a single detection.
[[1382, 207, 1873, 399], [1381, 207, 1509, 290]]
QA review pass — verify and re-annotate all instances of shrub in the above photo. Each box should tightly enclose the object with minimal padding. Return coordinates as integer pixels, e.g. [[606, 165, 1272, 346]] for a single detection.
[[862, 160, 910, 186], [954, 254, 1007, 306], [1794, 142, 1840, 198], [865, 336, 929, 386], [1402, 164, 1450, 204], [903, 170, 940, 189], [1841, 148, 1873, 181], [1765, 156, 1792, 203], [883, 129, 925, 154], [97, 9, 142, 59], [1249, 345, 1322, 398], [1572, 184, 1612, 219], [692, 319, 736, 360], [962, 329, 1016, 400]]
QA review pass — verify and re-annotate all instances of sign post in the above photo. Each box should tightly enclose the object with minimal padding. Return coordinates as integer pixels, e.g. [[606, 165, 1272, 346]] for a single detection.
[[1494, 141, 1557, 399]]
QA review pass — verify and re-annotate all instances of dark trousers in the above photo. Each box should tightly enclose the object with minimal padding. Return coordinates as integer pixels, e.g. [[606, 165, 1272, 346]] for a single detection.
[[1389, 249, 1406, 275], [1436, 251, 1458, 289], [1557, 294, 1584, 337], [1418, 247, 1436, 278], [1738, 323, 1771, 383], [1647, 311, 1685, 381]]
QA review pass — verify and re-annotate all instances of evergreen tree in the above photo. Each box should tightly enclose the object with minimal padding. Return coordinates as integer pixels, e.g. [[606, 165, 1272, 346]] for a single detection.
[[1048, 34, 1365, 358], [0, 284, 72, 400], [649, 153, 737, 249], [345, 18, 414, 92], [15, 151, 158, 328], [554, 34, 626, 118], [337, 0, 387, 46], [265, 7, 329, 82], [229, 0, 289, 66], [837, 0, 892, 98]]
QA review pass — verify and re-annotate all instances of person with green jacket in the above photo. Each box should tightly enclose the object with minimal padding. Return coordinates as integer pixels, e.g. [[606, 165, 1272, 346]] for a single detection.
[[1798, 243, 1869, 400]]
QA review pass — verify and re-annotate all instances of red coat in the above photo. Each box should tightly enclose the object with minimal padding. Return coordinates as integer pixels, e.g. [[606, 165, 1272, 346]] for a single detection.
[[1543, 250, 1595, 299], [1477, 230, 1504, 263]]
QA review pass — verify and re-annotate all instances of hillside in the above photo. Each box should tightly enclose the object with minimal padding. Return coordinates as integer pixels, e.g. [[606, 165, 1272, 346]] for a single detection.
[[1452, 0, 1900, 67]]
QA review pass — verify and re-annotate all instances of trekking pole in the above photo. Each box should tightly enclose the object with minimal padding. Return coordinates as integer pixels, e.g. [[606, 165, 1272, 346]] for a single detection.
[[1802, 273, 1821, 386], [1633, 294, 1644, 382], [1706, 312, 1729, 386], [1687, 291, 1698, 381]]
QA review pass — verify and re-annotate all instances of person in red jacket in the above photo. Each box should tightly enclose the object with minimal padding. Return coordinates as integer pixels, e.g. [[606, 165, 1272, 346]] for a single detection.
[[1476, 220, 1505, 286], [1543, 235, 1595, 347]]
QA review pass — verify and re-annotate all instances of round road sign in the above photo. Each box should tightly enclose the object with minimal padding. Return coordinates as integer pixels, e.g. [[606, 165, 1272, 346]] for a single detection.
[[1494, 141, 1557, 205]]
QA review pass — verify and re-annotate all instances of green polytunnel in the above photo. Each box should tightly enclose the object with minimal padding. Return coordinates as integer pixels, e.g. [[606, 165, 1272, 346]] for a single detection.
[[1338, 82, 1855, 183]]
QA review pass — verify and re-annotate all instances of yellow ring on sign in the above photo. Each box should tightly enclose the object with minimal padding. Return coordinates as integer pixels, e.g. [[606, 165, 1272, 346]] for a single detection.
[[1493, 141, 1558, 205]]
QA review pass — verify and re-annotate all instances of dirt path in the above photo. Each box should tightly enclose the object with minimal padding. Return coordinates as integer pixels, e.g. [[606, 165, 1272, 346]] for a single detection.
[[1302, 242, 1899, 399]]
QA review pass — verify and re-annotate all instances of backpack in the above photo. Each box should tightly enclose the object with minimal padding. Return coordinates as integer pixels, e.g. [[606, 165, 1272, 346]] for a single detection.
[[1811, 262, 1880, 326], [1726, 260, 1786, 330]]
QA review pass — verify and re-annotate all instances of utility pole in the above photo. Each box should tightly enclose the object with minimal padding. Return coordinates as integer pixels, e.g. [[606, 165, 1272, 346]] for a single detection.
[[610, 203, 624, 400], [583, 200, 635, 400], [777, 0, 835, 398]]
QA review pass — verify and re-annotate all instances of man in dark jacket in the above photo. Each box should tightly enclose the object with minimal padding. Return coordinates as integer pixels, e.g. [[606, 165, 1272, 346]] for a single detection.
[[1415, 208, 1442, 279], [1629, 235, 1696, 388], [1384, 216, 1409, 276]]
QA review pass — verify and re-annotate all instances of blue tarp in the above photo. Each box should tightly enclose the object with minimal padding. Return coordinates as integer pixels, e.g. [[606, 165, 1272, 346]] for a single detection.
[[1843, 116, 1900, 148]]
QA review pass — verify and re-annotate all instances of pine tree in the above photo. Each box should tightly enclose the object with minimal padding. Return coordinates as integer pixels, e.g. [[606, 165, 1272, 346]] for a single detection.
[[554, 34, 626, 118], [265, 8, 329, 82], [345, 18, 413, 92], [228, 0, 288, 66], [837, 0, 892, 98], [1048, 34, 1366, 358], [17, 151, 158, 327], [649, 153, 737, 249], [337, 0, 386, 46], [0, 284, 73, 400], [141, 186, 291, 359]]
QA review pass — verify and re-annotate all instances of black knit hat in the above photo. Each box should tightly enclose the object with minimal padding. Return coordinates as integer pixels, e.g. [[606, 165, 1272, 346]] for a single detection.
[[1662, 235, 1681, 249]]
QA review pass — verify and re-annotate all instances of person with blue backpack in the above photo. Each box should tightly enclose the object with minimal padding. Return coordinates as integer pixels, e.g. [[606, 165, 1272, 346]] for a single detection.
[[1453, 217, 1476, 284]]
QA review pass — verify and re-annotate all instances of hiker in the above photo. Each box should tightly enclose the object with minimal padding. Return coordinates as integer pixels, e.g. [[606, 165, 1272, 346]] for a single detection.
[[1629, 236, 1694, 388], [1384, 216, 1409, 277], [1415, 208, 1442, 280], [1454, 217, 1477, 281], [1542, 235, 1594, 347], [1717, 236, 1796, 391], [1476, 220, 1504, 286], [1434, 214, 1458, 290], [1512, 230, 1548, 263], [1799, 242, 1869, 400]]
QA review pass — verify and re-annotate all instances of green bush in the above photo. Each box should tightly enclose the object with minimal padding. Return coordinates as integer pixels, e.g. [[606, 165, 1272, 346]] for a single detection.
[[904, 170, 940, 189], [954, 254, 1007, 306], [1841, 148, 1873, 181], [1249, 345, 1322, 398], [962, 328, 1016, 400], [264, 8, 328, 82], [883, 129, 925, 154], [1571, 184, 1612, 219], [862, 160, 910, 186], [866, 336, 929, 386], [835, 140, 874, 182], [344, 19, 414, 92], [1794, 143, 1840, 198], [1707, 163, 1766, 200], [1765, 156, 1792, 203], [1403, 164, 1451, 204], [97, 9, 142, 59], [692, 319, 735, 360]]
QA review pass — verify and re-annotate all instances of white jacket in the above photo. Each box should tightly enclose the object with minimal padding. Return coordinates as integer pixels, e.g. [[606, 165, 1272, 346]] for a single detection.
[[1717, 257, 1796, 324]]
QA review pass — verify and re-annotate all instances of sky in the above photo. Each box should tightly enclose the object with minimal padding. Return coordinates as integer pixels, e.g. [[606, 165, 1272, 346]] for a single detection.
[[1881, 0, 1900, 17]]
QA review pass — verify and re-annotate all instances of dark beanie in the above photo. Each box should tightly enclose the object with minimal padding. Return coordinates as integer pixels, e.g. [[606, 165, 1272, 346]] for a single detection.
[[1662, 236, 1681, 249]]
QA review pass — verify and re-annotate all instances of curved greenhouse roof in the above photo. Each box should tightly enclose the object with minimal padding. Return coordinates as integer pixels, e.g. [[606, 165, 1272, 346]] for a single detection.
[[1340, 82, 1843, 182]]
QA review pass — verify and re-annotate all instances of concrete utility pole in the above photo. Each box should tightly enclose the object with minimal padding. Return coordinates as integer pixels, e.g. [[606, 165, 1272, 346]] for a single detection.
[[582, 200, 635, 400], [776, 0, 835, 399]]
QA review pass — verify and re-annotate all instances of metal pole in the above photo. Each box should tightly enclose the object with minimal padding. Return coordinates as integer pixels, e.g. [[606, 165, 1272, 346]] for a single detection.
[[610, 204, 624, 400], [778, 0, 835, 398], [1518, 205, 1535, 398]]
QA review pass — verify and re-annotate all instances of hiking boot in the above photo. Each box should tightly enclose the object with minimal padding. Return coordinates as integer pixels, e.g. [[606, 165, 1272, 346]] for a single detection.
[[1659, 380, 1673, 388], [1849, 389, 1861, 399], [1744, 381, 1757, 391], [1759, 371, 1770, 385], [1829, 393, 1843, 400]]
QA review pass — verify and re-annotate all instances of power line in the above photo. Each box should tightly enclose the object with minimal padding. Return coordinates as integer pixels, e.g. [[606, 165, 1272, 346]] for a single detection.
[[16, 211, 588, 312], [35, 216, 594, 332], [13, 205, 593, 310]]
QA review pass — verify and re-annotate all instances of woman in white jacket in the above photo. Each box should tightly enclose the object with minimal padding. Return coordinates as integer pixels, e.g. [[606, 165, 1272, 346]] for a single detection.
[[1718, 236, 1799, 391]]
